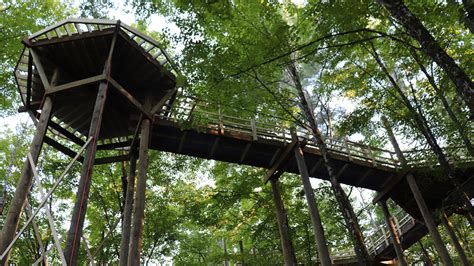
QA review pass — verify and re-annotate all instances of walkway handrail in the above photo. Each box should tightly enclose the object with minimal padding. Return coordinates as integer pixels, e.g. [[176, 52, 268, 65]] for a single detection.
[[157, 94, 474, 169]]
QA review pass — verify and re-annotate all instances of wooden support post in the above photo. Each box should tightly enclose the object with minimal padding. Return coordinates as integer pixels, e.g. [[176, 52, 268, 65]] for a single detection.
[[440, 212, 470, 266], [378, 201, 407, 266], [270, 178, 297, 265], [119, 154, 137, 265], [0, 96, 53, 264], [293, 142, 331, 266], [128, 118, 151, 265], [382, 115, 452, 265], [63, 81, 109, 265], [64, 21, 119, 265], [406, 174, 453, 265]]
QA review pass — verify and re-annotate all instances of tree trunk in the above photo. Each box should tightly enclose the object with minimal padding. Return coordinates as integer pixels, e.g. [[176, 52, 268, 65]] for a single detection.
[[418, 241, 434, 266], [270, 178, 297, 265], [371, 45, 474, 230], [462, 0, 474, 33], [223, 238, 229, 266], [378, 201, 408, 266], [128, 118, 151, 265], [0, 97, 53, 264], [378, 0, 474, 117], [293, 140, 331, 266], [410, 49, 474, 156], [119, 155, 137, 265], [304, 224, 312, 266], [287, 63, 370, 265], [406, 175, 453, 265], [440, 212, 470, 266], [64, 81, 109, 265], [238, 240, 244, 266]]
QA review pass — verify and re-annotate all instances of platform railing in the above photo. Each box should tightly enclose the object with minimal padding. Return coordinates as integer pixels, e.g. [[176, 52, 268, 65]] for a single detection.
[[156, 94, 473, 170], [27, 18, 179, 75], [15, 18, 181, 106]]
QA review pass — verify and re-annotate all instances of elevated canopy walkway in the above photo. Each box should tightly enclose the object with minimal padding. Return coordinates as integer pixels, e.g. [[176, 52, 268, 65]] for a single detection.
[[10, 18, 474, 263]]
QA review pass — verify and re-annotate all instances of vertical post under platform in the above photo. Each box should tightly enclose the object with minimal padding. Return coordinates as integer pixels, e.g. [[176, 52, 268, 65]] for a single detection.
[[128, 118, 151, 265], [64, 81, 109, 265], [406, 173, 453, 265], [440, 212, 470, 266], [0, 96, 53, 263], [270, 178, 297, 265], [293, 144, 331, 266], [378, 200, 407, 266], [119, 154, 137, 265]]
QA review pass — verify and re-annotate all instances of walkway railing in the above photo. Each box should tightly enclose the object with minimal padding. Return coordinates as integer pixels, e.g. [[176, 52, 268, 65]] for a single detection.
[[156, 93, 474, 170], [328, 209, 415, 261]]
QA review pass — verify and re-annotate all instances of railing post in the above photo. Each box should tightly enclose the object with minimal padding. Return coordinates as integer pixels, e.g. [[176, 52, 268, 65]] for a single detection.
[[368, 146, 377, 167], [218, 102, 224, 134], [380, 226, 389, 245], [250, 119, 257, 141], [344, 138, 353, 161]]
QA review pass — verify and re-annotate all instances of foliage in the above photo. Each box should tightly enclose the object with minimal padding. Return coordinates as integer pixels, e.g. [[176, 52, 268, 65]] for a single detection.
[[0, 0, 472, 264]]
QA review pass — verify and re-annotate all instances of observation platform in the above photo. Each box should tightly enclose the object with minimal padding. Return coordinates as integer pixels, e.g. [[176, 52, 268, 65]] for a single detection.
[[14, 19, 474, 261]]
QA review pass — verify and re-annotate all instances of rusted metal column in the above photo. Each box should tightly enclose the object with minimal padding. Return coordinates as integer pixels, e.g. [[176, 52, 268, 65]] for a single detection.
[[128, 118, 151, 265], [0, 97, 53, 264], [440, 211, 470, 266], [119, 154, 137, 265], [406, 174, 453, 265], [293, 144, 331, 266], [378, 200, 407, 266], [64, 81, 109, 265], [270, 178, 297, 265]]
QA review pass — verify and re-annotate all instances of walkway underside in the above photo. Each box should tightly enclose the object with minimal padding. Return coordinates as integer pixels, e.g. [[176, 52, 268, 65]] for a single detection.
[[149, 119, 474, 220]]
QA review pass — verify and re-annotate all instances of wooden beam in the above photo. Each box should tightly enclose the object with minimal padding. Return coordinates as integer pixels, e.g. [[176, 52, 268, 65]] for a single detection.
[[29, 49, 51, 91], [64, 81, 109, 264], [97, 140, 131, 150], [129, 115, 143, 153], [128, 118, 151, 265], [47, 120, 85, 146], [119, 155, 137, 265], [356, 169, 373, 187], [268, 148, 281, 167], [109, 78, 153, 119], [335, 164, 349, 179], [26, 54, 33, 109], [150, 88, 177, 115], [264, 139, 300, 184], [209, 138, 219, 158], [43, 136, 78, 159], [294, 142, 332, 265], [94, 154, 129, 165], [239, 143, 251, 163], [47, 74, 105, 94], [372, 170, 408, 204], [177, 132, 187, 153], [0, 97, 53, 264], [270, 178, 297, 265], [25, 28, 115, 48], [310, 159, 323, 176]]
